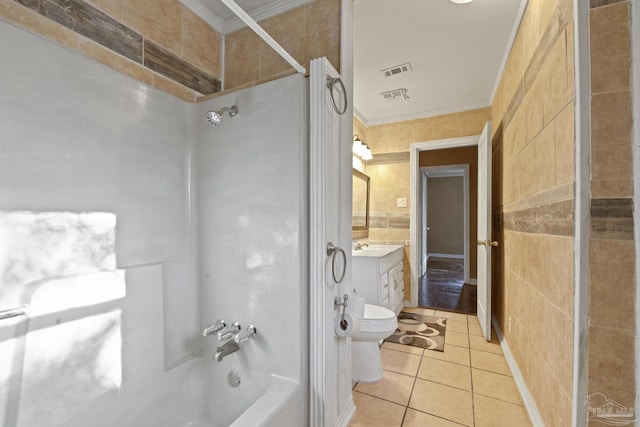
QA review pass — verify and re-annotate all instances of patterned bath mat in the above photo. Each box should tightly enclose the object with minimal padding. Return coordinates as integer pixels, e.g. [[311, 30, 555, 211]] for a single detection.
[[384, 311, 447, 352]]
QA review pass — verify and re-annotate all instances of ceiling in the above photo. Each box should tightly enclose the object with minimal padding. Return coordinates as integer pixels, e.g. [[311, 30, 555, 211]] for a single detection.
[[182, 0, 525, 125]]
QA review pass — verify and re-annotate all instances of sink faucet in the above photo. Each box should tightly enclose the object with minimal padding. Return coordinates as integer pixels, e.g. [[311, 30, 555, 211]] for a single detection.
[[215, 339, 240, 362], [354, 241, 369, 250]]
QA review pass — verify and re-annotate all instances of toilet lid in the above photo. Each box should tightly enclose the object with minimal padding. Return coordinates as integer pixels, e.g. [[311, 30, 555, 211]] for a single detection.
[[363, 304, 395, 320]]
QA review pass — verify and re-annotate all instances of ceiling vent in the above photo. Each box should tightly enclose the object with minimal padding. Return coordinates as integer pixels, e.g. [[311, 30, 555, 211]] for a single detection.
[[380, 88, 410, 101], [382, 62, 412, 78]]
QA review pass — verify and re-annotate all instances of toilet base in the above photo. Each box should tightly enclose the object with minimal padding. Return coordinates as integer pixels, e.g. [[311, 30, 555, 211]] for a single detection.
[[351, 341, 384, 382]]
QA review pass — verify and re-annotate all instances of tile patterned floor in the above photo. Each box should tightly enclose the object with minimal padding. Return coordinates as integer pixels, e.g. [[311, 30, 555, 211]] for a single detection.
[[349, 308, 532, 427]]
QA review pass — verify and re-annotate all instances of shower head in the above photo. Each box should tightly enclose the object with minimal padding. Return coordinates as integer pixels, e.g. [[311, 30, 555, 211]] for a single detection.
[[206, 106, 238, 126]]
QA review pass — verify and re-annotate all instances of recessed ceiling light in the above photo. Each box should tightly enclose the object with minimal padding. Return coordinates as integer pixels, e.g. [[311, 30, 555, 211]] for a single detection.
[[450, 0, 474, 3]]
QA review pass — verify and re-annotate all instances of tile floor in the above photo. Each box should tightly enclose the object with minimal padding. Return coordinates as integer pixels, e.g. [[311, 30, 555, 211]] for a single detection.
[[349, 308, 532, 427]]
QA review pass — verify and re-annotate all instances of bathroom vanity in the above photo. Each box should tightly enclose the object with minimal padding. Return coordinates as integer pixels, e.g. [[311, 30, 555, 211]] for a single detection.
[[352, 245, 405, 315]]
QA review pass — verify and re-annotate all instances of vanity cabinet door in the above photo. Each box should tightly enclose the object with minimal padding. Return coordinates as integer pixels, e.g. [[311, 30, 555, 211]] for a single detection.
[[388, 262, 404, 314], [379, 273, 390, 309]]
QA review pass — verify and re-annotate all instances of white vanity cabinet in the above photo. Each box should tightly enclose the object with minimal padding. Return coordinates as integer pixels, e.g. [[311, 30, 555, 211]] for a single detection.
[[351, 245, 405, 315]]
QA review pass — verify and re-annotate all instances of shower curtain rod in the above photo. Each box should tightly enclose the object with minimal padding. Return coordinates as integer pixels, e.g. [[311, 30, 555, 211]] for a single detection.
[[221, 0, 307, 75]]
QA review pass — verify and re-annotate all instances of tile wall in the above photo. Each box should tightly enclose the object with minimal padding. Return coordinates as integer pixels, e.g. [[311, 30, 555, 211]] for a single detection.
[[0, 0, 341, 102], [353, 107, 490, 301], [587, 0, 636, 417], [491, 0, 575, 425], [0, 0, 222, 102], [224, 0, 340, 90]]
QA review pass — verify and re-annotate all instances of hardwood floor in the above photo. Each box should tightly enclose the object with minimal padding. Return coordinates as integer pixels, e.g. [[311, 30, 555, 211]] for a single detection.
[[418, 257, 477, 314]]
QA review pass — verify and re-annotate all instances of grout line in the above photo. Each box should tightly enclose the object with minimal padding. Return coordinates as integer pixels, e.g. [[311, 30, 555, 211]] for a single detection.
[[405, 407, 470, 426], [351, 390, 407, 409], [471, 390, 526, 408], [468, 330, 476, 426]]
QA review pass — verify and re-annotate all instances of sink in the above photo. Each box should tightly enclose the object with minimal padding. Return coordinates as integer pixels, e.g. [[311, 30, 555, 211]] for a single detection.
[[352, 244, 404, 257]]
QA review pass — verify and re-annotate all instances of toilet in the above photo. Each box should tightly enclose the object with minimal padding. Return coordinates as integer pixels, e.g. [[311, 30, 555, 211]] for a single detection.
[[350, 301, 398, 382]]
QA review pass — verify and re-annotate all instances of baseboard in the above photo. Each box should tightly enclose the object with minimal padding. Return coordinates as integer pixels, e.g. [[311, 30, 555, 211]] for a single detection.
[[428, 252, 464, 259], [466, 279, 477, 285], [492, 317, 544, 427], [336, 398, 356, 427]]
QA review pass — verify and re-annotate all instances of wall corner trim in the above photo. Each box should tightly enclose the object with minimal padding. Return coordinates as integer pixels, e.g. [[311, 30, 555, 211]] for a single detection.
[[492, 318, 545, 427]]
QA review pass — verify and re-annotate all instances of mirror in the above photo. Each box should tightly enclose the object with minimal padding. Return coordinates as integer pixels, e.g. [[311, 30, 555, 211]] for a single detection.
[[352, 169, 370, 239]]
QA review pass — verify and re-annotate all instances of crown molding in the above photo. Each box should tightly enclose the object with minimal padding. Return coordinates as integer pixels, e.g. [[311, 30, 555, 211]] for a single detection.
[[353, 107, 368, 127], [361, 100, 491, 127], [223, 0, 314, 34]]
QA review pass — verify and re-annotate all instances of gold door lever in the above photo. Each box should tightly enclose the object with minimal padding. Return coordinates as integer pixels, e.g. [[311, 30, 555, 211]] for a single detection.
[[477, 240, 499, 247]]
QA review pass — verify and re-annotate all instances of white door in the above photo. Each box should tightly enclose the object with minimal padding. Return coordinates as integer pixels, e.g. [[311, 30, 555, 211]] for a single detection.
[[421, 173, 428, 276], [476, 122, 493, 341]]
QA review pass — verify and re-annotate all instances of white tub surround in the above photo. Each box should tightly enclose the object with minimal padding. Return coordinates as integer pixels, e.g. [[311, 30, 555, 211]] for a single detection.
[[0, 20, 310, 427]]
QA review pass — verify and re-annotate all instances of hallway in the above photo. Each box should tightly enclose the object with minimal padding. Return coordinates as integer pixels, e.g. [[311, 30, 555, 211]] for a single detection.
[[349, 309, 531, 427], [418, 257, 477, 314]]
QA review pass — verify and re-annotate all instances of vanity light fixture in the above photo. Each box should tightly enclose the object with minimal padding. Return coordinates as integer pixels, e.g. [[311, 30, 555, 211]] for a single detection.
[[450, 0, 474, 3], [353, 135, 373, 161]]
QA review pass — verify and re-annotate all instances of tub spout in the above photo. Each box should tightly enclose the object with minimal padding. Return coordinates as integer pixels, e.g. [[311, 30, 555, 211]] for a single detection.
[[215, 339, 240, 362]]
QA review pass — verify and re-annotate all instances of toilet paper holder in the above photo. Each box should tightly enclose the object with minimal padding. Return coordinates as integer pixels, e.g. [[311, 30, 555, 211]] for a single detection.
[[334, 293, 349, 326]]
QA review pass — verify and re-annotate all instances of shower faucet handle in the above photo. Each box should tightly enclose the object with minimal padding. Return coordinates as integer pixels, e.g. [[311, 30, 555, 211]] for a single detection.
[[234, 325, 257, 345], [217, 322, 242, 341], [203, 319, 226, 337]]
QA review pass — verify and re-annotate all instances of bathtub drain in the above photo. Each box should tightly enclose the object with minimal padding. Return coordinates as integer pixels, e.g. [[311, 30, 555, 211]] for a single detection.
[[227, 370, 241, 387]]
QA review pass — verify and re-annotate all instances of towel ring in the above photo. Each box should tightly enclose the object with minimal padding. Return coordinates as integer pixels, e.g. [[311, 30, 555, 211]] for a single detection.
[[326, 76, 347, 115], [326, 242, 347, 284]]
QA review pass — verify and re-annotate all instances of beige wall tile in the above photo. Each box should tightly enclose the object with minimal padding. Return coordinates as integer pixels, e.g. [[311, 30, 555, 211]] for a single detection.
[[519, 0, 541, 66], [547, 235, 574, 317], [304, 0, 340, 35], [413, 120, 432, 142], [430, 113, 460, 140], [224, 28, 261, 89], [0, 0, 80, 51], [588, 325, 635, 410], [503, 107, 526, 160], [387, 124, 415, 152], [590, 2, 631, 94], [591, 90, 633, 180], [367, 126, 391, 153], [459, 107, 491, 137], [524, 78, 544, 141], [533, 122, 556, 195], [83, 0, 121, 21], [153, 73, 196, 103], [122, 0, 182, 55], [591, 179, 634, 198], [182, 6, 221, 79], [78, 38, 154, 86], [590, 239, 635, 330], [554, 102, 574, 186], [540, 30, 570, 125], [546, 305, 574, 396]]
